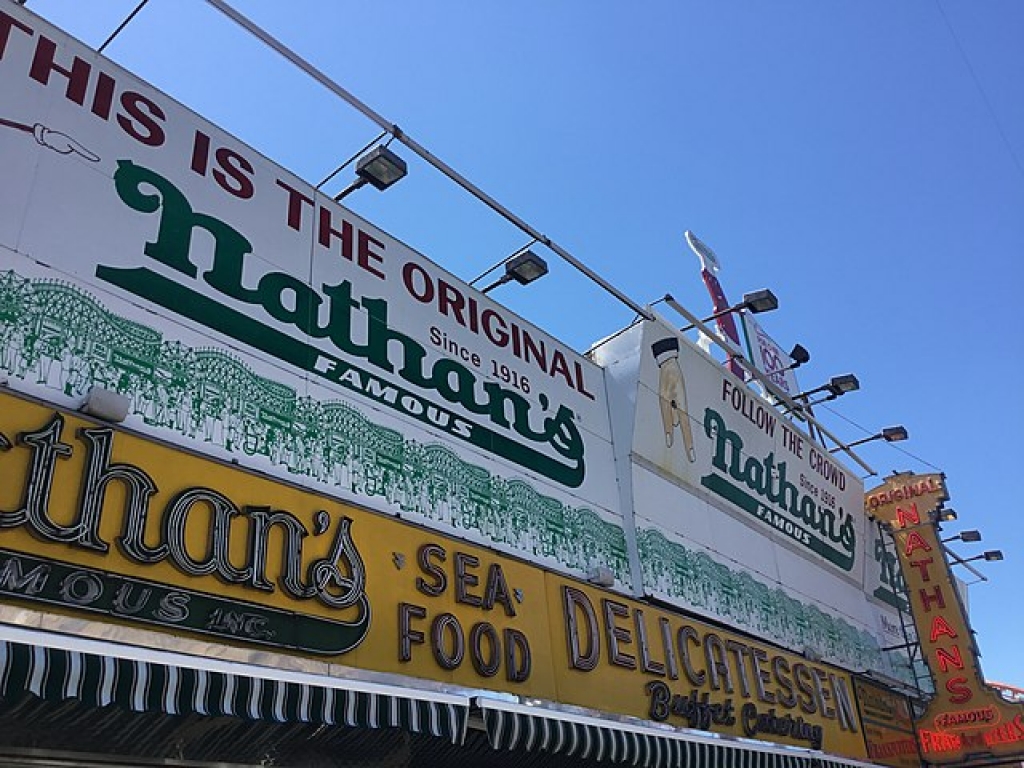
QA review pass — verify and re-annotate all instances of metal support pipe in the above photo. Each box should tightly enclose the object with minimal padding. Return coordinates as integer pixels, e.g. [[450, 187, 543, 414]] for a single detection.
[[942, 543, 988, 584], [204, 0, 653, 321]]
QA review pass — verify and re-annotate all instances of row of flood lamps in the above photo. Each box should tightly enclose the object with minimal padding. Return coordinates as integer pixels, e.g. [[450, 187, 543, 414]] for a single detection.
[[881, 508, 1005, 582], [309, 130, 907, 462], [677, 288, 910, 456], [55, 116, 892, 452], [941, 524, 1004, 565], [327, 143, 911, 462], [328, 145, 906, 456], [188, 0, 920, 441], [330, 143, 551, 294]]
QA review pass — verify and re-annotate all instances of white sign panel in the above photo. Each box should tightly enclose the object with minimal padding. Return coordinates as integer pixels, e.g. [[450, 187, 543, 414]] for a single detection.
[[627, 461, 907, 677], [593, 320, 908, 678], [0, 5, 629, 584], [741, 313, 801, 398], [622, 317, 867, 580]]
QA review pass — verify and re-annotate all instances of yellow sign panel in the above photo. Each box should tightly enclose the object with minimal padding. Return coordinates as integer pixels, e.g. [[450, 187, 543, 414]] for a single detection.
[[854, 677, 920, 768], [867, 472, 1024, 765], [543, 580, 869, 759], [0, 391, 555, 696], [0, 390, 870, 759]]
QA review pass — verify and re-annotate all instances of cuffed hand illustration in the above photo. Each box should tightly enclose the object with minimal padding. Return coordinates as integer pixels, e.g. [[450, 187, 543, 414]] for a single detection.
[[1, 116, 100, 162], [32, 123, 100, 161], [652, 337, 696, 462]]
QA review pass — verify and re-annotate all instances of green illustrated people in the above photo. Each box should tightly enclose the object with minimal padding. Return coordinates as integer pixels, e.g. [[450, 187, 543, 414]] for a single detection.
[[0, 269, 632, 587], [637, 527, 906, 683], [651, 337, 696, 462], [19, 333, 39, 380], [64, 347, 89, 396], [0, 270, 908, 681]]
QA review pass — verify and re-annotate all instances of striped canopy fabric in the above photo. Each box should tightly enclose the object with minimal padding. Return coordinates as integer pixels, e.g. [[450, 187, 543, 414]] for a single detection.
[[480, 699, 875, 768], [0, 639, 467, 744]]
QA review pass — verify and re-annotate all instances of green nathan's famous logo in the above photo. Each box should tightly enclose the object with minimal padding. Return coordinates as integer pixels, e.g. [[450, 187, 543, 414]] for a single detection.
[[96, 161, 585, 488], [700, 408, 857, 571]]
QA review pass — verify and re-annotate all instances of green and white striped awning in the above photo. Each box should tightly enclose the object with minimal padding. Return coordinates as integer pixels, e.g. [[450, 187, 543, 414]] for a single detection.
[[0, 632, 468, 744], [479, 698, 881, 768], [0, 628, 883, 768]]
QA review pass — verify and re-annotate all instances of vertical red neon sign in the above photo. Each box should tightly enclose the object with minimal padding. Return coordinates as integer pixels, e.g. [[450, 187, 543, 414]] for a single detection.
[[866, 473, 1024, 765]]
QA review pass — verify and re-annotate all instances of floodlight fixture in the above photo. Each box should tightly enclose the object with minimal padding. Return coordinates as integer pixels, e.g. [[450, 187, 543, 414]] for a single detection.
[[943, 529, 982, 544], [480, 250, 549, 294], [504, 250, 549, 285], [938, 508, 958, 522], [827, 374, 860, 396], [680, 288, 778, 331], [333, 144, 408, 200], [829, 425, 908, 453], [959, 550, 1004, 564], [881, 425, 909, 442], [794, 374, 860, 404], [742, 289, 780, 314], [203, 0, 656, 323], [356, 145, 407, 189], [786, 343, 811, 370]]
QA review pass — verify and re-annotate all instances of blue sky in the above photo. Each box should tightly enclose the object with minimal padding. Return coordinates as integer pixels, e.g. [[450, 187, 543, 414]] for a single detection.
[[27, 1, 1024, 686]]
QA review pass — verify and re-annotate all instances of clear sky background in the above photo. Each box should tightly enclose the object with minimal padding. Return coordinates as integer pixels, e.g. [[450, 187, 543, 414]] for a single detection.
[[28, 1, 1024, 686]]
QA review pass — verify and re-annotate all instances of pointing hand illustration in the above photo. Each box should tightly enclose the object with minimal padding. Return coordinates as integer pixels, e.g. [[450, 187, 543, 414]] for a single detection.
[[652, 337, 696, 462], [33, 124, 100, 161], [1, 116, 100, 162]]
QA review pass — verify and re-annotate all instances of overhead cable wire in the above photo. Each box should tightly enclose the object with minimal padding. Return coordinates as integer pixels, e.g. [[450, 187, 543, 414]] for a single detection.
[[934, 0, 1024, 185], [203, 0, 653, 321], [98, 0, 151, 53], [316, 129, 388, 190], [818, 403, 943, 474]]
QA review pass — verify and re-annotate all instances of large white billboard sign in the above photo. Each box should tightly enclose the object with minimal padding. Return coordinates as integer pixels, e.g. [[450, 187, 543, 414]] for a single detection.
[[635, 318, 865, 578], [593, 319, 911, 678], [0, 5, 628, 584]]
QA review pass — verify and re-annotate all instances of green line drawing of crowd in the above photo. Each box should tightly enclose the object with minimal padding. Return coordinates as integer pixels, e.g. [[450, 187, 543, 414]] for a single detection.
[[0, 270, 630, 582], [637, 527, 914, 685]]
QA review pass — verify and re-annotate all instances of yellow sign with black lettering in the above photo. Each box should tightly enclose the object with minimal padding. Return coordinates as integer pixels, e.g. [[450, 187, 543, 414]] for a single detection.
[[0, 390, 870, 760], [545, 580, 870, 759], [854, 677, 920, 768], [0, 390, 555, 695]]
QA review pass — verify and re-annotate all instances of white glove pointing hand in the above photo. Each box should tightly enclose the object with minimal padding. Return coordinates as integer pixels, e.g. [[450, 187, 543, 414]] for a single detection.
[[652, 337, 696, 462]]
